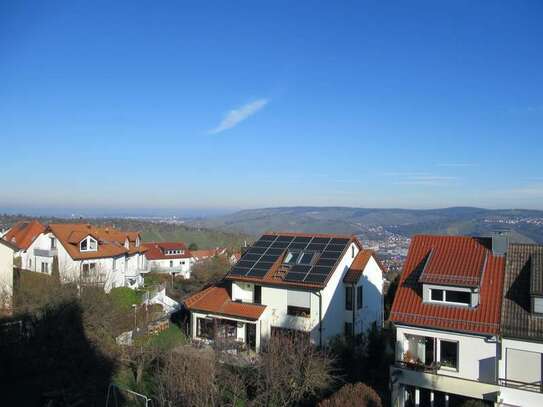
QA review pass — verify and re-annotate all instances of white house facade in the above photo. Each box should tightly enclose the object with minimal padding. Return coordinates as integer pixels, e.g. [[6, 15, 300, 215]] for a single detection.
[[142, 242, 192, 278], [184, 232, 385, 352], [24, 223, 148, 292], [0, 239, 16, 310], [389, 235, 506, 406]]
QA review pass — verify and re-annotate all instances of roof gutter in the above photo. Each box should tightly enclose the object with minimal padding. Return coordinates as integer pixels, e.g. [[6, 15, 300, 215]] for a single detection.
[[316, 290, 323, 348]]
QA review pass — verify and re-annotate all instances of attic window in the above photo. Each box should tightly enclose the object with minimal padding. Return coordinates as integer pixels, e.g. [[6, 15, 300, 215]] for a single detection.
[[429, 288, 470, 306], [80, 236, 98, 252]]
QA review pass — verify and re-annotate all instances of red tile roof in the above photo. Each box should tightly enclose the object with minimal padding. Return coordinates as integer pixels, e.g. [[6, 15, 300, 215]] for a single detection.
[[142, 242, 191, 260], [390, 235, 505, 336], [3, 220, 45, 251], [48, 223, 145, 260], [191, 248, 226, 260], [184, 285, 266, 320], [343, 249, 384, 284]]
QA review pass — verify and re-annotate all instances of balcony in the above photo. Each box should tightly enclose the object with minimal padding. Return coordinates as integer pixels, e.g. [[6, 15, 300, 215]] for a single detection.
[[390, 362, 499, 401], [499, 378, 543, 394], [33, 248, 57, 257]]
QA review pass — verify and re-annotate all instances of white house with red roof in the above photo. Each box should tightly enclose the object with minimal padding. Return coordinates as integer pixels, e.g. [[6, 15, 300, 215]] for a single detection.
[[184, 232, 385, 352], [2, 220, 46, 268], [142, 242, 192, 278], [24, 223, 148, 291], [389, 235, 507, 406], [0, 238, 17, 310]]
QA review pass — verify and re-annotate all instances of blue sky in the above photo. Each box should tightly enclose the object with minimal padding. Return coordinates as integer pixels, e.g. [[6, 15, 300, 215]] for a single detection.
[[1, 1, 543, 214]]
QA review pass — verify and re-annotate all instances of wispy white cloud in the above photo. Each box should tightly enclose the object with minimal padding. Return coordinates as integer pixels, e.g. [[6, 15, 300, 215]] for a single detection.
[[208, 98, 269, 134], [436, 163, 477, 168], [494, 183, 543, 198]]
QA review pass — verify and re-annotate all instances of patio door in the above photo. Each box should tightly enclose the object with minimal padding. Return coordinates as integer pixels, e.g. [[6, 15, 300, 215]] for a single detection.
[[246, 323, 256, 351]]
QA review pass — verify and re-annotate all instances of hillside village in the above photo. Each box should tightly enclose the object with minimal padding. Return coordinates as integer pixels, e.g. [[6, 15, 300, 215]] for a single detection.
[[0, 218, 542, 406]]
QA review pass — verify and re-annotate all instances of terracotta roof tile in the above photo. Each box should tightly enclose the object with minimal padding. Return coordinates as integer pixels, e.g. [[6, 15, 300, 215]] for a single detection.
[[343, 249, 380, 284], [142, 242, 191, 260], [3, 220, 45, 251], [390, 235, 505, 336], [184, 285, 266, 320], [48, 223, 145, 260]]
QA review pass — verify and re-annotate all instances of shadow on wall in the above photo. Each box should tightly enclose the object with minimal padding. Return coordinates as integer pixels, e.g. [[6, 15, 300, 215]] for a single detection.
[[314, 265, 383, 342], [0, 300, 116, 406]]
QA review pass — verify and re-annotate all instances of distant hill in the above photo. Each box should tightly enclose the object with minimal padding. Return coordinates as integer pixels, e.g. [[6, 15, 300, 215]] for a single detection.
[[187, 206, 543, 243]]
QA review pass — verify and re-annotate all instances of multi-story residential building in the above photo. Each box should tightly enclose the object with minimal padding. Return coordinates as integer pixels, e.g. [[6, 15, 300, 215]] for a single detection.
[[389, 235, 506, 406], [499, 243, 543, 406], [142, 242, 192, 278], [2, 220, 46, 267], [184, 232, 385, 352], [24, 223, 148, 291]]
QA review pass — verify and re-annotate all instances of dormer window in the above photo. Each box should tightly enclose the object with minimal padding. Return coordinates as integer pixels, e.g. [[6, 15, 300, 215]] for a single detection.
[[429, 288, 471, 306], [80, 236, 98, 252]]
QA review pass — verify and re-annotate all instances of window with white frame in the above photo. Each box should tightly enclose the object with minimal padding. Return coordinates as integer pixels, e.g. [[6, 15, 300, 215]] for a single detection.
[[439, 340, 459, 370], [430, 288, 471, 306], [41, 262, 49, 273], [82, 262, 96, 278], [80, 236, 98, 252]]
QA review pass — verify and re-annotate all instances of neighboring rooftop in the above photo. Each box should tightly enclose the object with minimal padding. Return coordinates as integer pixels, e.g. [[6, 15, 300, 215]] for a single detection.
[[226, 231, 362, 289], [2, 220, 45, 251], [48, 223, 145, 260], [142, 242, 191, 260], [184, 285, 266, 321], [501, 244, 543, 341], [390, 235, 505, 336], [191, 248, 226, 260]]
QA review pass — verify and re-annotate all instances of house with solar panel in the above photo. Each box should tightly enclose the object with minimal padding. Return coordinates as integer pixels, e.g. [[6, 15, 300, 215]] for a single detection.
[[389, 235, 507, 406], [183, 232, 385, 352], [498, 243, 543, 406]]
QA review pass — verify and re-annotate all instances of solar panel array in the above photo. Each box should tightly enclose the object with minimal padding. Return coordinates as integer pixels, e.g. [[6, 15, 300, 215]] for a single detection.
[[229, 234, 351, 285]]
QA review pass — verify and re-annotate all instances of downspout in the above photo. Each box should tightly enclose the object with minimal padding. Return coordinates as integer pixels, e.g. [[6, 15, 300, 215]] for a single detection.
[[316, 291, 323, 348], [352, 283, 356, 336]]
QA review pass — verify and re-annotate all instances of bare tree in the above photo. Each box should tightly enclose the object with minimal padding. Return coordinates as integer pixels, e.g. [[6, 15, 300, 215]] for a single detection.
[[154, 347, 218, 407], [318, 382, 382, 407], [253, 332, 336, 406]]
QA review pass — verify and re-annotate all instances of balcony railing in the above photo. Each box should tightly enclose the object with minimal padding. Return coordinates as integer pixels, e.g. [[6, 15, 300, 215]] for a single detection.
[[33, 248, 58, 257], [395, 360, 441, 373], [499, 378, 543, 393]]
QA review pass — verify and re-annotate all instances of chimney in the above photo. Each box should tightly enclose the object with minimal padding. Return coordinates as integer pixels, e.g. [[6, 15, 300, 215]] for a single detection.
[[492, 230, 509, 256]]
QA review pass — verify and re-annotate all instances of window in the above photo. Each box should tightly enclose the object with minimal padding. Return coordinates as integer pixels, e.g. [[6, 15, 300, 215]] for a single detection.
[[50, 237, 56, 249], [284, 251, 298, 264], [41, 262, 49, 273], [197, 318, 214, 339], [357, 286, 363, 309], [534, 297, 543, 314], [28, 258, 32, 269], [352, 246, 355, 258], [287, 305, 310, 318], [440, 340, 458, 369], [345, 286, 353, 310], [82, 263, 96, 278], [254, 285, 262, 304], [430, 288, 471, 306], [170, 260, 173, 268], [80, 236, 97, 252], [344, 322, 353, 336], [445, 290, 471, 305], [284, 251, 315, 266], [431, 289, 444, 301]]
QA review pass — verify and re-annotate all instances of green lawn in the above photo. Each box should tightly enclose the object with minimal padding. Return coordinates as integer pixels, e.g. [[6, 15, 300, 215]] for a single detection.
[[138, 324, 188, 350]]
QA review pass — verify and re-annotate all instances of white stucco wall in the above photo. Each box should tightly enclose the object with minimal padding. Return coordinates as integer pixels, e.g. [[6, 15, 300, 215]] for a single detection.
[[395, 325, 499, 383], [499, 338, 543, 407], [0, 242, 14, 308]]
